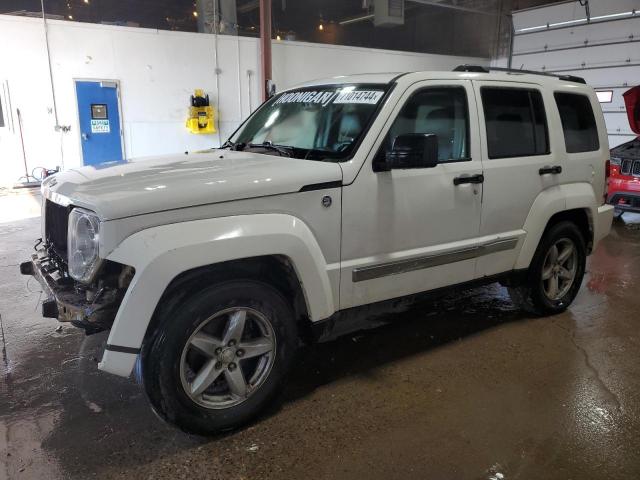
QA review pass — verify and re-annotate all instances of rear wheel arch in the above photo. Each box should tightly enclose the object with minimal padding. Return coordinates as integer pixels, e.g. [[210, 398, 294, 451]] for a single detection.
[[543, 208, 593, 253]]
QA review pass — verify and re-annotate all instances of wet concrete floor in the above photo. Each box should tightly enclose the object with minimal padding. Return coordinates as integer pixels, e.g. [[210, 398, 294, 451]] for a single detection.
[[1, 191, 640, 479]]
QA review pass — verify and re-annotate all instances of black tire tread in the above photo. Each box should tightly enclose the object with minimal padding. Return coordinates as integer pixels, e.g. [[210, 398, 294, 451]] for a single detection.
[[508, 221, 586, 316], [141, 280, 297, 435]]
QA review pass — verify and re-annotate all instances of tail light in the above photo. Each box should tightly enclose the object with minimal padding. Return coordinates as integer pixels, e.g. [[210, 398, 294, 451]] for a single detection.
[[610, 157, 621, 174], [604, 159, 611, 204]]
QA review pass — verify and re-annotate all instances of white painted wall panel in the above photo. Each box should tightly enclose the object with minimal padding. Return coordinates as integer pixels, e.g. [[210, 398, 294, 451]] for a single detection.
[[553, 65, 640, 88], [513, 18, 639, 55], [515, 42, 640, 71], [270, 41, 477, 87], [0, 18, 61, 184], [515, 0, 640, 30], [513, 0, 640, 148], [0, 14, 485, 185], [514, 1, 587, 30]]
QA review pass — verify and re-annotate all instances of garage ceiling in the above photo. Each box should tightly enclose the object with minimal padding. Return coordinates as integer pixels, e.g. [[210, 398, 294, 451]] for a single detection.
[[0, 0, 572, 56]]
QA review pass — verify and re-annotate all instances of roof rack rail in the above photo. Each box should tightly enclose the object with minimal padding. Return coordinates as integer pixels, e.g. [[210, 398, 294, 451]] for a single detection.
[[454, 65, 490, 73], [453, 65, 587, 85]]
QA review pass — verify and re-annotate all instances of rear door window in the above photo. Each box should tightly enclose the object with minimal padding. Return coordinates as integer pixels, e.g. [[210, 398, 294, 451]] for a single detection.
[[554, 92, 600, 153], [481, 87, 549, 159]]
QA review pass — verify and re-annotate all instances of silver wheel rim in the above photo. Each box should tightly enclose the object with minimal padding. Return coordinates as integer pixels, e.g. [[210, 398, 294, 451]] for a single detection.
[[179, 307, 276, 409], [541, 237, 578, 301]]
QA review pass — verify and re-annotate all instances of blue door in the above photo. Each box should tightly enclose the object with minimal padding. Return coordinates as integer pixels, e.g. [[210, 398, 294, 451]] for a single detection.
[[75, 80, 123, 165]]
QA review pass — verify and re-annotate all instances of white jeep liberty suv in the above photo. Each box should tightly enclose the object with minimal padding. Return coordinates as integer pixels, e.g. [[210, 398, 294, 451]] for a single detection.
[[22, 65, 614, 434]]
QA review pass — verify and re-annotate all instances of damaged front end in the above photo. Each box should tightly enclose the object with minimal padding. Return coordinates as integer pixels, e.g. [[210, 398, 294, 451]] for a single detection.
[[20, 244, 134, 334]]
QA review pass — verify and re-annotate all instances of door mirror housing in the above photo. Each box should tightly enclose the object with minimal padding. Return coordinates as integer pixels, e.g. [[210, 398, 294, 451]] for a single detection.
[[375, 133, 439, 171]]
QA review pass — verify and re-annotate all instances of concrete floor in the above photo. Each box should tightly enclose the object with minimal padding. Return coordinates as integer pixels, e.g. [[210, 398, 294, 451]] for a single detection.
[[1, 189, 640, 480]]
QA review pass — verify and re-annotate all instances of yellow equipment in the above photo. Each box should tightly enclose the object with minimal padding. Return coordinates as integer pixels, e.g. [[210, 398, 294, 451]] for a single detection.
[[186, 89, 216, 134]]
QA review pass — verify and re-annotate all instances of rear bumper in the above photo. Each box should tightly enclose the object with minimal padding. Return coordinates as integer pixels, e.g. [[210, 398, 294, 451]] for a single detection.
[[594, 204, 615, 247], [608, 191, 640, 214]]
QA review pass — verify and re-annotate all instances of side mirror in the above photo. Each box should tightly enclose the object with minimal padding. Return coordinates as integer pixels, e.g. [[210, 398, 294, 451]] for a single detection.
[[376, 133, 439, 171]]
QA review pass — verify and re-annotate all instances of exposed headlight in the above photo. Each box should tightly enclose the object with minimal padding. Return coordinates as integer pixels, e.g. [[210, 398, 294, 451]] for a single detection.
[[68, 208, 101, 283]]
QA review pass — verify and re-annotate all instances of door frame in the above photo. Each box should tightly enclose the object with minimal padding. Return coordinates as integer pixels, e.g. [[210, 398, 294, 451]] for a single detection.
[[73, 78, 125, 165], [339, 78, 486, 309]]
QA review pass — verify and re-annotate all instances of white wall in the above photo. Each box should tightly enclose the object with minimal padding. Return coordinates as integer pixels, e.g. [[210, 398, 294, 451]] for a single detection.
[[512, 0, 640, 148], [0, 14, 486, 186]]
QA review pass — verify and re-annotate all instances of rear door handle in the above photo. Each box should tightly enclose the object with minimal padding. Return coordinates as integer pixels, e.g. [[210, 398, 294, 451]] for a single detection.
[[539, 165, 562, 175], [453, 174, 484, 186]]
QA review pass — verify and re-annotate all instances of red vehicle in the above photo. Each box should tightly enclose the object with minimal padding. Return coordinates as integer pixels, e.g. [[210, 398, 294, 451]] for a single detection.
[[608, 86, 640, 217]]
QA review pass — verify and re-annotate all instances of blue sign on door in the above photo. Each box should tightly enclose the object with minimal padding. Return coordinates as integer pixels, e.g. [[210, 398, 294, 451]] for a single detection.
[[76, 81, 123, 165]]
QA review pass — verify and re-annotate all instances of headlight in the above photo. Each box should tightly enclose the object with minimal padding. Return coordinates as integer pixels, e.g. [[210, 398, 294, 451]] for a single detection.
[[68, 208, 101, 283]]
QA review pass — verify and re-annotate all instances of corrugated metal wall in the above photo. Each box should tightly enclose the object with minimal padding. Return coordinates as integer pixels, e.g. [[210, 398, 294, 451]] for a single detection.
[[512, 0, 640, 147]]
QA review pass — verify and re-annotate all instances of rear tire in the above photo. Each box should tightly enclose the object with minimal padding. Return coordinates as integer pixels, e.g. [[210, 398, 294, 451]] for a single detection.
[[508, 221, 586, 316], [141, 280, 297, 435]]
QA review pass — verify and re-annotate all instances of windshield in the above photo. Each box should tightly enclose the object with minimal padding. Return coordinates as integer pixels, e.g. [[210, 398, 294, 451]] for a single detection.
[[227, 84, 389, 161]]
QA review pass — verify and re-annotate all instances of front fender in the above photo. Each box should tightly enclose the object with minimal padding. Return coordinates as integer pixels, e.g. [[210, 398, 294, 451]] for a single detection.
[[99, 213, 338, 376]]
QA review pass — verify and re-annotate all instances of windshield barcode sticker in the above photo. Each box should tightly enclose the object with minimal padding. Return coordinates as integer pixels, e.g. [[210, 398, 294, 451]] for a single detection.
[[275, 91, 337, 106], [274, 89, 384, 106], [333, 90, 384, 104]]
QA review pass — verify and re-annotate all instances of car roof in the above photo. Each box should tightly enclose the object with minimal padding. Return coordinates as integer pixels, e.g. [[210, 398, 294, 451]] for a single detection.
[[289, 70, 591, 90]]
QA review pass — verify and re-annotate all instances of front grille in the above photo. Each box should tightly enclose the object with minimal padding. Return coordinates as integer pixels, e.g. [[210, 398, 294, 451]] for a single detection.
[[45, 200, 70, 261], [619, 159, 640, 177]]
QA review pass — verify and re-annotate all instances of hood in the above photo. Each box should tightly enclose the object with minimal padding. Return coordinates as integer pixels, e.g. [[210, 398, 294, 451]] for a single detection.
[[623, 86, 640, 135], [43, 150, 343, 220]]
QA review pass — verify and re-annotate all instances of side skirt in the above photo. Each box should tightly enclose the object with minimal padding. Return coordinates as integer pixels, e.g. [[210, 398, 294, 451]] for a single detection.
[[308, 269, 528, 343]]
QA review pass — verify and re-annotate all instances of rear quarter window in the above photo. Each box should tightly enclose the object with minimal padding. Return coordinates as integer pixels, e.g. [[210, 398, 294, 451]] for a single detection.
[[554, 92, 599, 153]]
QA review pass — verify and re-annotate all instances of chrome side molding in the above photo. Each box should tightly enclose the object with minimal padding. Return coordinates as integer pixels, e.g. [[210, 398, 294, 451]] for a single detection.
[[352, 238, 519, 283]]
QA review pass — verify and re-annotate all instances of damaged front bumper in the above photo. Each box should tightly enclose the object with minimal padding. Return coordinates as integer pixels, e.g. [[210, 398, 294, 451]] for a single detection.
[[20, 250, 121, 334]]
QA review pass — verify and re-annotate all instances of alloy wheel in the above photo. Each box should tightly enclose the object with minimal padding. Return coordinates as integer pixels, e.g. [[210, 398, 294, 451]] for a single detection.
[[541, 237, 578, 301], [179, 307, 276, 409]]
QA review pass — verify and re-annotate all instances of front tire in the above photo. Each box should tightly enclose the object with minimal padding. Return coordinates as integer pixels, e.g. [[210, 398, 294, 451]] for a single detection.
[[142, 280, 297, 435], [508, 221, 586, 316]]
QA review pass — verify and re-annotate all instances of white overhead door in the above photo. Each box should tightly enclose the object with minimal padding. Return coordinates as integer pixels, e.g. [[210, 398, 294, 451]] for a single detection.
[[512, 0, 640, 147]]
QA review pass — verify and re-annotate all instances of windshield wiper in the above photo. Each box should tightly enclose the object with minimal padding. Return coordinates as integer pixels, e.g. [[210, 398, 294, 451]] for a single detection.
[[219, 140, 245, 150], [301, 148, 343, 161], [246, 142, 293, 157]]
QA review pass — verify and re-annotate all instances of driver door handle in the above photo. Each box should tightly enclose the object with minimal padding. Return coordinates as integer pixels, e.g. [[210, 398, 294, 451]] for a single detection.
[[539, 165, 562, 175], [454, 174, 484, 186]]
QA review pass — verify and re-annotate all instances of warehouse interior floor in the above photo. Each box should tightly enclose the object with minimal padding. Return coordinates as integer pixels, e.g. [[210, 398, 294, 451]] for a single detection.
[[1, 189, 639, 479]]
